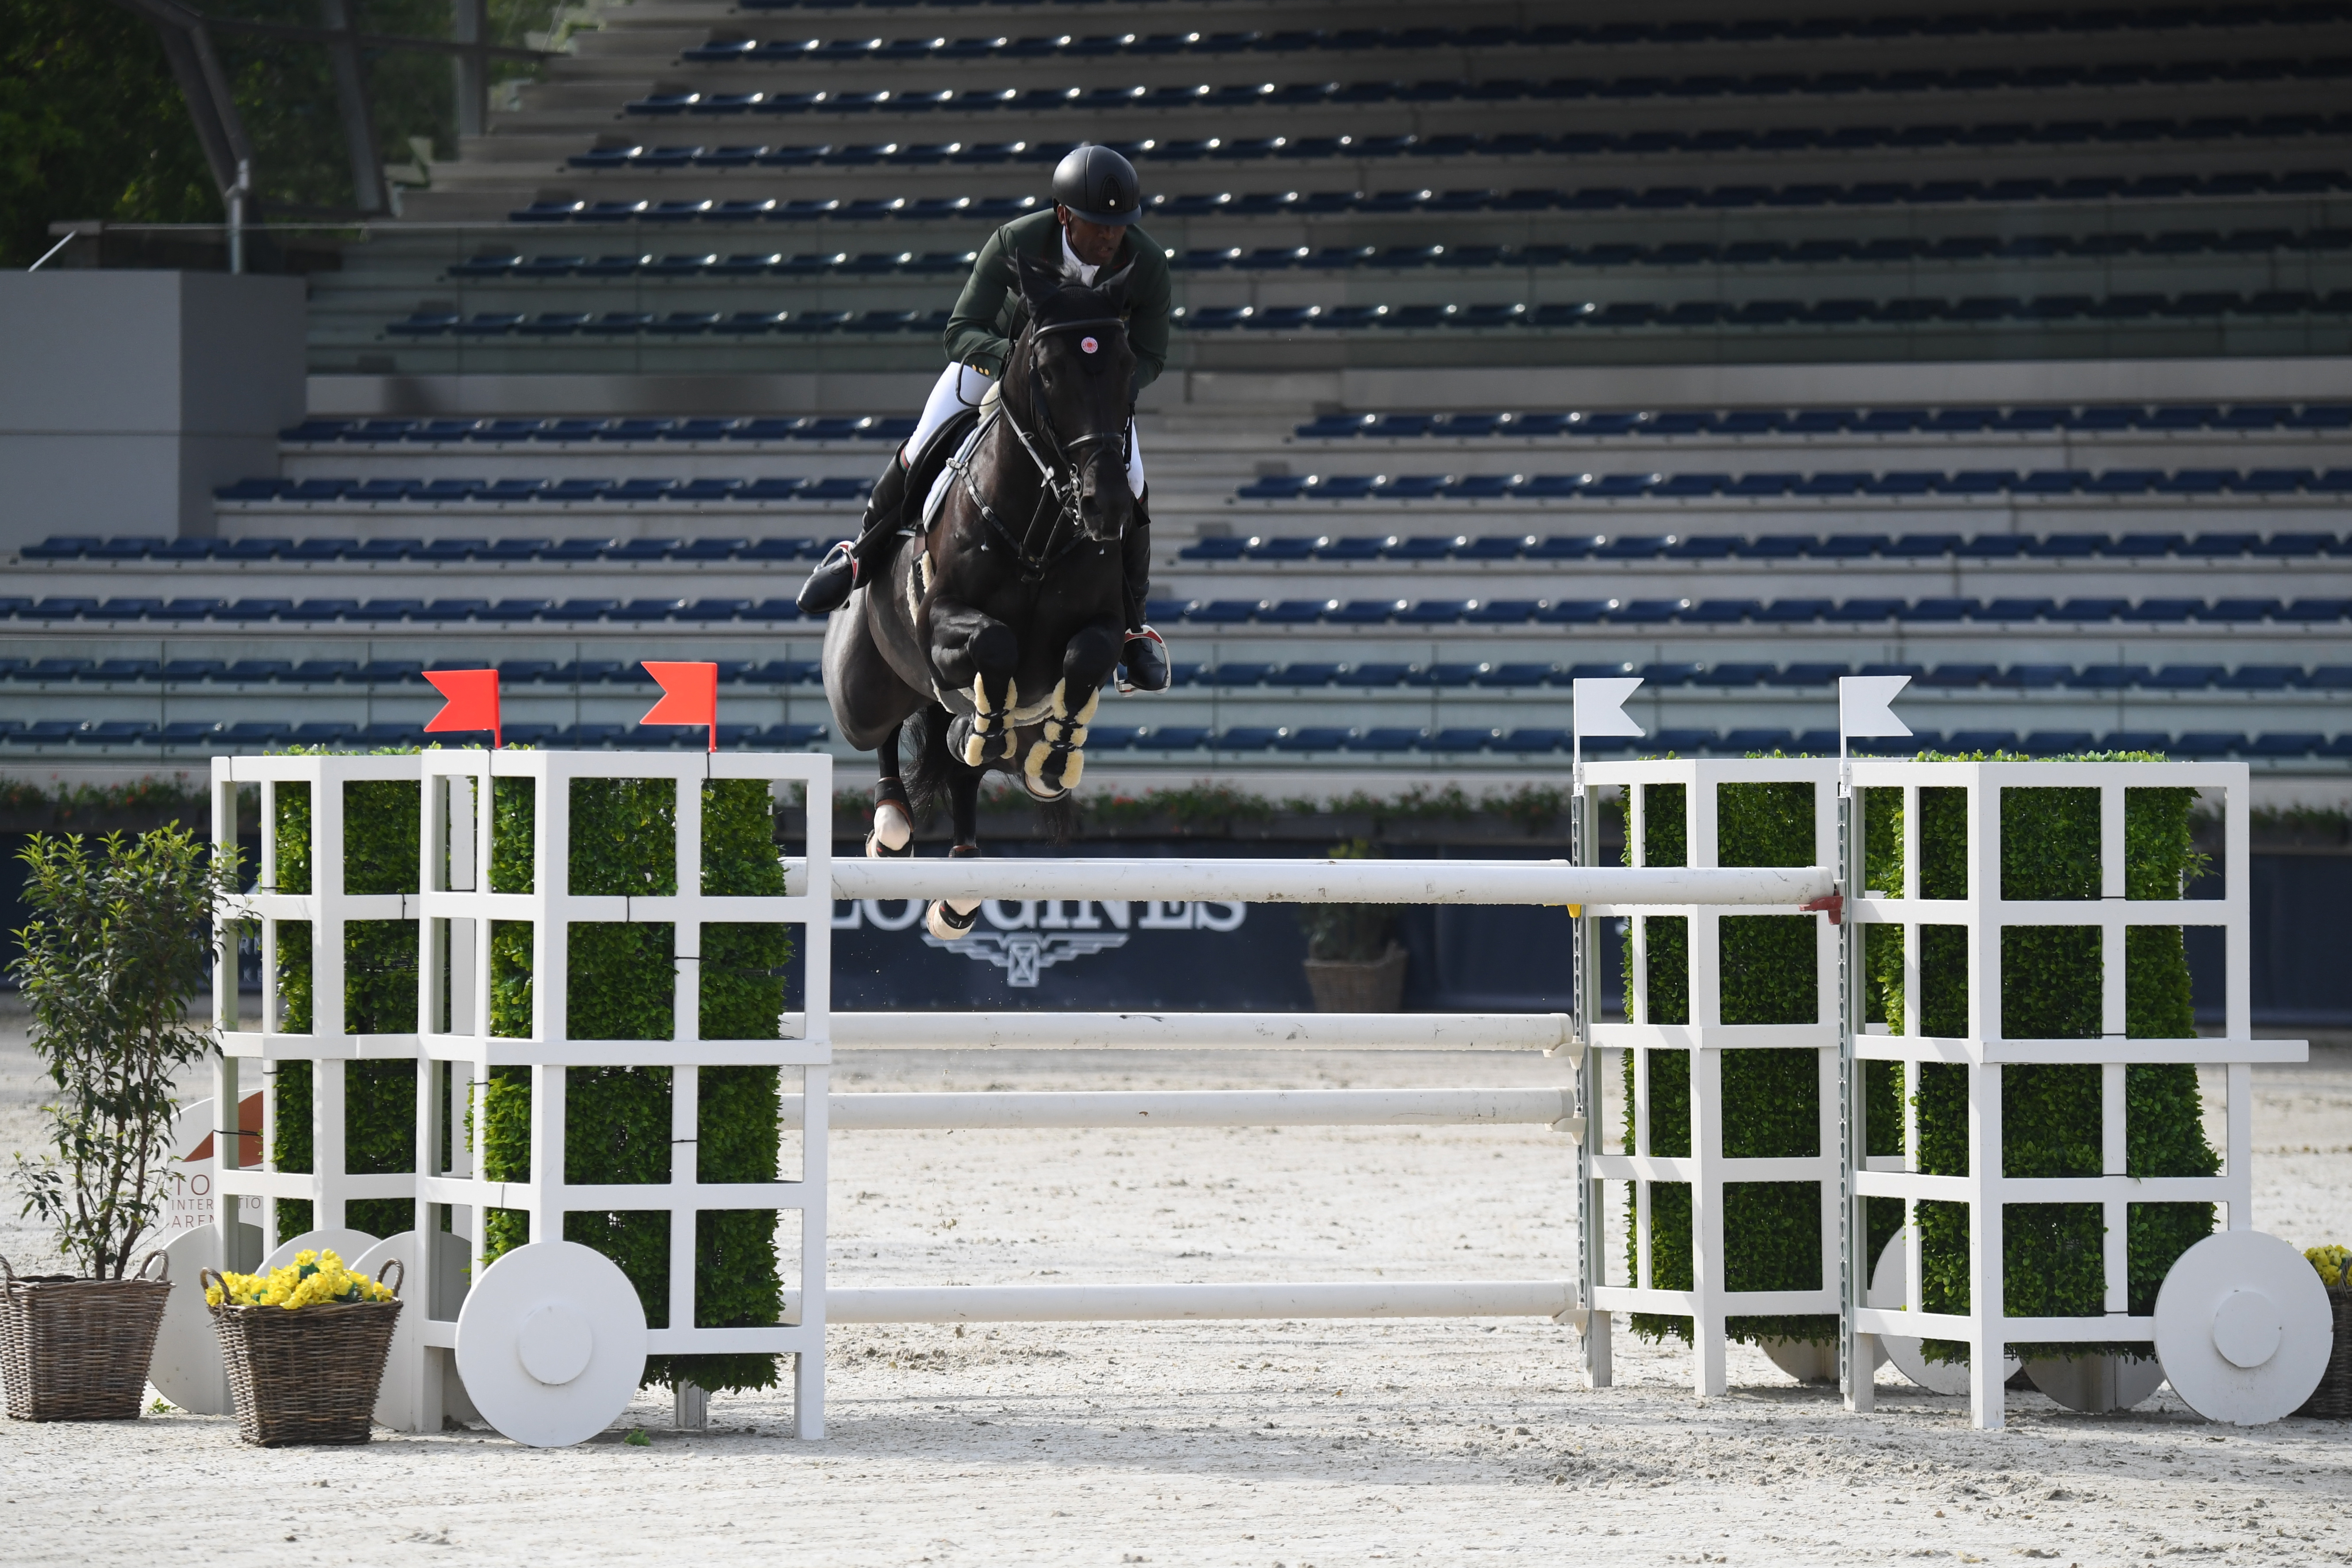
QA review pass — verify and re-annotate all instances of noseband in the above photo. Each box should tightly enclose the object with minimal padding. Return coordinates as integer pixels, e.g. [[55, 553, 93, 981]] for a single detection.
[[950, 313, 1133, 582]]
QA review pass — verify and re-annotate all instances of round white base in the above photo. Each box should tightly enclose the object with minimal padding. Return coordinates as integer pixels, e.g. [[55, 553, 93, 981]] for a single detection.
[[2023, 1354, 2166, 1413], [148, 1226, 243, 1416], [1868, 1227, 2020, 1397], [351, 1230, 480, 1433], [1758, 1336, 1883, 1384], [2154, 1229, 2333, 1425], [455, 1241, 647, 1448]]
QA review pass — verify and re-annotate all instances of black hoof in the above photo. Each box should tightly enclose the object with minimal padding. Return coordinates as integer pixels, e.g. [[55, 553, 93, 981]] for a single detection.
[[795, 541, 858, 615]]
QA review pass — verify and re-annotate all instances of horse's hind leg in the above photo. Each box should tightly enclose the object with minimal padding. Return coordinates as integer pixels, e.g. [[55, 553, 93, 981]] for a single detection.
[[1024, 619, 1120, 798], [868, 720, 913, 858], [924, 763, 985, 940]]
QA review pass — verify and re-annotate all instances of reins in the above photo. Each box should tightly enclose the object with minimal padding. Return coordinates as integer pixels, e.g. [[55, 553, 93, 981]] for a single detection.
[[947, 309, 1133, 582]]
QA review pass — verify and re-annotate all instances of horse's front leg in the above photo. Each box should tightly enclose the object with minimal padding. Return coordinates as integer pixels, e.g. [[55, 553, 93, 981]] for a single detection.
[[929, 597, 1020, 766], [1023, 619, 1119, 797], [924, 762, 985, 940]]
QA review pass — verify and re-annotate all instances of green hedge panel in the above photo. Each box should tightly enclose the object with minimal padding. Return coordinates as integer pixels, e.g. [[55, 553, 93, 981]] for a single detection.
[[266, 778, 420, 1239], [1886, 767, 2217, 1364], [477, 777, 790, 1394], [1614, 776, 1837, 1346]]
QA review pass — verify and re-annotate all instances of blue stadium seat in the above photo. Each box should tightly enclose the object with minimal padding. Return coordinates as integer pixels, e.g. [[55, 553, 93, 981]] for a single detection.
[[2201, 599, 2283, 623]]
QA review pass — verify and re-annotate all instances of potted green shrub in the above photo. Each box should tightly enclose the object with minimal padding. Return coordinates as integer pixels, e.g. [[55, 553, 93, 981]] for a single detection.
[[4, 827, 232, 1419], [1293, 840, 1406, 1012]]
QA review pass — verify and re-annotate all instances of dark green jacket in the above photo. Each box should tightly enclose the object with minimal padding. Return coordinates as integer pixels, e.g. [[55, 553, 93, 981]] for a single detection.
[[943, 208, 1171, 391]]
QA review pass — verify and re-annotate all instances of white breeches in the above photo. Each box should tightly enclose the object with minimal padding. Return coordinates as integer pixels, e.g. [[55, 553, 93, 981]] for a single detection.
[[904, 361, 1143, 497]]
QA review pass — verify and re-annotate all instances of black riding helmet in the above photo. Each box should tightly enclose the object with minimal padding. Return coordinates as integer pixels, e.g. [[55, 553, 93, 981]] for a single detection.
[[1052, 143, 1143, 226]]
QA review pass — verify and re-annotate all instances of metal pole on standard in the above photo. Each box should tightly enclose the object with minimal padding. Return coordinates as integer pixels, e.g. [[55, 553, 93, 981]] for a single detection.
[[1836, 753, 1870, 1412], [1835, 676, 1909, 1414], [1568, 683, 1644, 1391], [1574, 768, 1612, 1388]]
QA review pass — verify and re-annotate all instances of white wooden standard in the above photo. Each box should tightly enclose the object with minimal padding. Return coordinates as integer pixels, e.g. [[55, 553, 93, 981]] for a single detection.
[[210, 752, 425, 1258], [1578, 758, 1846, 1398], [1843, 759, 2306, 1429], [411, 747, 834, 1440]]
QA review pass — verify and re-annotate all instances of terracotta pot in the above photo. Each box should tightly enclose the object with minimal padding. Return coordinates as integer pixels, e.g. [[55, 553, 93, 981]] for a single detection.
[[1302, 944, 1408, 1012]]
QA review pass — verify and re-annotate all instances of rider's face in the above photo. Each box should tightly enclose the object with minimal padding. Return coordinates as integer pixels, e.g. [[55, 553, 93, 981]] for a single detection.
[[1057, 207, 1123, 268]]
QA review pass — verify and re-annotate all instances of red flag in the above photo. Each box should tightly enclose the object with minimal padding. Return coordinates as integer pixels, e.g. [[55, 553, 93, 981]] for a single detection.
[[641, 661, 718, 752], [422, 668, 501, 748]]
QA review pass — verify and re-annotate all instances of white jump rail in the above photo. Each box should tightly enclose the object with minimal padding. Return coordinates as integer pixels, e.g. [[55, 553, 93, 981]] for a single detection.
[[786, 1088, 1577, 1129], [823, 1011, 1574, 1051], [825, 857, 1830, 906], [823, 1280, 1579, 1323]]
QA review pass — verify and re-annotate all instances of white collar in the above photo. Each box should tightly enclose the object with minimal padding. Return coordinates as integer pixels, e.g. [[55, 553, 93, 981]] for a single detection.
[[1059, 227, 1100, 286]]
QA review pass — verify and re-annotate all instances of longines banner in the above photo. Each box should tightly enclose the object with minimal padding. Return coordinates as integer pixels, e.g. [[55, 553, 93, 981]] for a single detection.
[[820, 842, 1596, 1013]]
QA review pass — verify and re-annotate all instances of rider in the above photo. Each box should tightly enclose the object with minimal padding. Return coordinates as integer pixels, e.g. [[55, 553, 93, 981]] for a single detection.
[[793, 143, 1173, 692]]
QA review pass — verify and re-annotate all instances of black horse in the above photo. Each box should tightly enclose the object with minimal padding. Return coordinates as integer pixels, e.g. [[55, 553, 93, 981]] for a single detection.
[[822, 255, 1139, 939]]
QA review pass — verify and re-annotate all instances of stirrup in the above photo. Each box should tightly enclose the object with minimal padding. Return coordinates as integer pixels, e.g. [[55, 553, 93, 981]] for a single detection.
[[1118, 625, 1170, 694]]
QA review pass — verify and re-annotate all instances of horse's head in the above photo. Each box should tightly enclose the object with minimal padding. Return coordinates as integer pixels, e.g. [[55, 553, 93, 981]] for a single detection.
[[1010, 251, 1140, 543]]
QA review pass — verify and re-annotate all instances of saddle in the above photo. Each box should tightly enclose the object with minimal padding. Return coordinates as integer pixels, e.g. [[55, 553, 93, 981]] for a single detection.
[[898, 382, 997, 539]]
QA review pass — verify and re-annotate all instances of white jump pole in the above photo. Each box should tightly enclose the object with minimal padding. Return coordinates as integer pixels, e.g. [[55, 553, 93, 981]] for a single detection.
[[785, 1087, 1576, 1130], [826, 1279, 1578, 1324], [827, 1011, 1575, 1052], [823, 858, 1830, 907]]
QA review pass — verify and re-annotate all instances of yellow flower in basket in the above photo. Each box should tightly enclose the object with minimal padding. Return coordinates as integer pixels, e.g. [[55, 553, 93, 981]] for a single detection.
[[204, 1248, 398, 1310], [2308, 1244, 2352, 1291]]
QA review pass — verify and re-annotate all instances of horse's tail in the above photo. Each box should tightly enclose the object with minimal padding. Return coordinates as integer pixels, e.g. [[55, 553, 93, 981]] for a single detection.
[[1036, 792, 1077, 848], [904, 705, 954, 817]]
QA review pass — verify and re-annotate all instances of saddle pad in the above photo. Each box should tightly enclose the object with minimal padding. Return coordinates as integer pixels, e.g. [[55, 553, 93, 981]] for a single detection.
[[921, 408, 993, 532]]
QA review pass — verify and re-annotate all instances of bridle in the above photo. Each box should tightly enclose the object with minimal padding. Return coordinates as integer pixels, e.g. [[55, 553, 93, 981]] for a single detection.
[[950, 310, 1134, 582]]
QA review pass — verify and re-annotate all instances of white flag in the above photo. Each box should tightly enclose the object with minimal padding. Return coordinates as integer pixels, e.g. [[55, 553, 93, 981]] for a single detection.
[[1839, 674, 1913, 739], [1572, 677, 1646, 738]]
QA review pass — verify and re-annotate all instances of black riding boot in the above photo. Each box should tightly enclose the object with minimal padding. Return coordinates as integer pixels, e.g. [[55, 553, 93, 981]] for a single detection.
[[796, 454, 910, 615], [1117, 491, 1170, 693]]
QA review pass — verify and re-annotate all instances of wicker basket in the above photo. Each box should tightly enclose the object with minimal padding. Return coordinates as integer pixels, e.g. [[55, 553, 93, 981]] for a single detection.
[[2295, 1286, 2352, 1419], [204, 1260, 404, 1446], [1303, 944, 1409, 1012], [0, 1250, 173, 1421]]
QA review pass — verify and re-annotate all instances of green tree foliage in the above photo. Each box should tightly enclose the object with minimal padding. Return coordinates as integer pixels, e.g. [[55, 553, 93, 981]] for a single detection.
[[0, 1, 216, 266], [10, 827, 235, 1277]]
